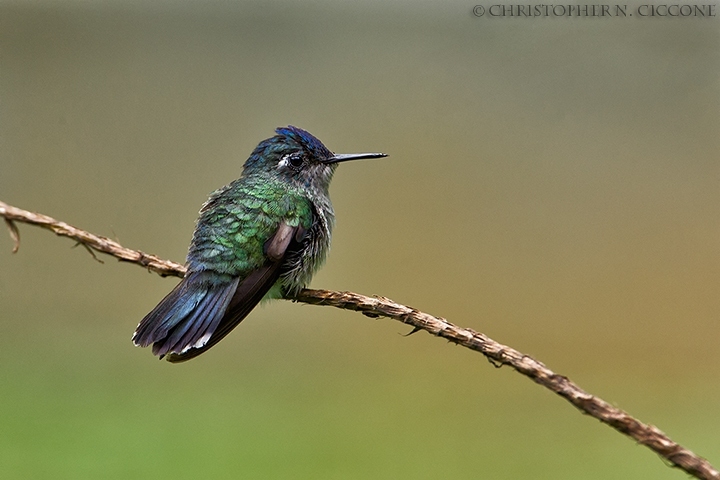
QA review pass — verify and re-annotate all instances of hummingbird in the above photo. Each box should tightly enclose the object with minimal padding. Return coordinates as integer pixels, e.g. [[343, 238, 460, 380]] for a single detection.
[[132, 126, 386, 362]]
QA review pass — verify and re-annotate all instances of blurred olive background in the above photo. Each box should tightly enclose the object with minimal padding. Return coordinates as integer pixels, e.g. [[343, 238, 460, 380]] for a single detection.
[[1, 1, 718, 478]]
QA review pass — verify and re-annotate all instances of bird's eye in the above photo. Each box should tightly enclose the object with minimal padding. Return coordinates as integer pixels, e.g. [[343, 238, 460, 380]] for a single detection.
[[288, 154, 304, 169], [280, 153, 304, 170]]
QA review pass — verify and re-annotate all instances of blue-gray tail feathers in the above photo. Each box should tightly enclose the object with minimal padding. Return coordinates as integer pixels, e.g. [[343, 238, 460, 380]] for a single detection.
[[132, 273, 239, 359]]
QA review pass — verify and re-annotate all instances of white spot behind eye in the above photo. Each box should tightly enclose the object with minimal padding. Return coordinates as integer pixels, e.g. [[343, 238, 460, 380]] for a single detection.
[[278, 155, 290, 169]]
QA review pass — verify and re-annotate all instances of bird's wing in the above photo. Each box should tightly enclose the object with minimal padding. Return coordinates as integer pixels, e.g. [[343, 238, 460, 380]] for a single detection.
[[133, 220, 304, 361], [162, 220, 305, 363]]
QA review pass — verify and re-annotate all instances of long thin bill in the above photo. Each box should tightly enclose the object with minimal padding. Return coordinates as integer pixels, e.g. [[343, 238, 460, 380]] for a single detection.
[[325, 152, 388, 164]]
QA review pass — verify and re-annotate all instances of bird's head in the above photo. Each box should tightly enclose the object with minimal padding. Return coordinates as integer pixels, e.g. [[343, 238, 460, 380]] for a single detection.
[[242, 126, 386, 194]]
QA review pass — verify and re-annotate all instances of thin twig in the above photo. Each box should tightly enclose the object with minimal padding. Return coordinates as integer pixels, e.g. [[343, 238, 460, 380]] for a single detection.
[[1, 199, 717, 480], [0, 200, 185, 277], [4, 217, 20, 253]]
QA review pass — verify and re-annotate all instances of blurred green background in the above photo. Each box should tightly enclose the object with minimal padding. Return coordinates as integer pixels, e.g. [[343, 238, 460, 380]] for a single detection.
[[1, 1, 718, 478]]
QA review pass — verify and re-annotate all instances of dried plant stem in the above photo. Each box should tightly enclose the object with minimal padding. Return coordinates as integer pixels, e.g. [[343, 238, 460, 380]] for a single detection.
[[0, 200, 185, 277], [1, 199, 717, 480]]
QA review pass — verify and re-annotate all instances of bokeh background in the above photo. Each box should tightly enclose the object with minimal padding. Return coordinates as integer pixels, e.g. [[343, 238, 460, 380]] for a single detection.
[[1, 1, 718, 478]]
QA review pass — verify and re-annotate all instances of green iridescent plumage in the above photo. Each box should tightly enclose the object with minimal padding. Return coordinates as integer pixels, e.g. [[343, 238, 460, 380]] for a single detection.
[[132, 126, 386, 362], [189, 176, 315, 283]]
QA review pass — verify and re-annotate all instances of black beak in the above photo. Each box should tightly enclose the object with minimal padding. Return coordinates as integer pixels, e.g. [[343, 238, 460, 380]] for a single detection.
[[324, 152, 388, 164]]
